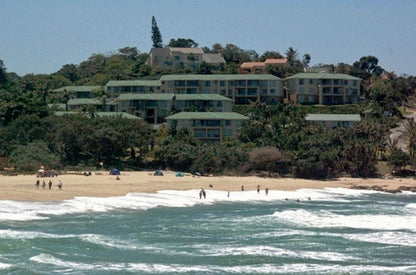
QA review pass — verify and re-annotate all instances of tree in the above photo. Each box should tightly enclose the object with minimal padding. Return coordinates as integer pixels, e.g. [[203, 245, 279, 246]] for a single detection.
[[0, 60, 7, 87], [151, 16, 163, 48], [352, 55, 383, 80], [168, 38, 198, 48], [258, 51, 284, 61], [8, 141, 61, 172], [399, 118, 416, 159], [285, 47, 299, 67], [248, 146, 286, 176], [302, 54, 311, 67], [118, 47, 139, 60]]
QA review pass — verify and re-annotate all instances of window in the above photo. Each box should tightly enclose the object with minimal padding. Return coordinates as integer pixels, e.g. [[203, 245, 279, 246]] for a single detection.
[[207, 129, 220, 138], [194, 129, 206, 138], [225, 120, 231, 126], [309, 79, 313, 85], [220, 81, 225, 87], [174, 56, 180, 60], [299, 87, 304, 93], [353, 80, 357, 86], [299, 79, 304, 85], [225, 129, 232, 137], [217, 101, 223, 107], [344, 80, 348, 85], [205, 81, 211, 87], [270, 89, 276, 94]]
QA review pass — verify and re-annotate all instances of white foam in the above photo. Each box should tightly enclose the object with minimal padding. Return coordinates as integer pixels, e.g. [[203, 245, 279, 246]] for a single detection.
[[272, 209, 416, 232], [0, 262, 12, 270], [29, 253, 416, 274], [406, 203, 416, 209], [0, 187, 403, 221], [345, 231, 416, 247], [201, 244, 355, 261]]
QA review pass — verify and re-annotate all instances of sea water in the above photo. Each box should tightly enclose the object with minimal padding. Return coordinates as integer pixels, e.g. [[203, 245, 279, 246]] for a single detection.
[[0, 187, 415, 274]]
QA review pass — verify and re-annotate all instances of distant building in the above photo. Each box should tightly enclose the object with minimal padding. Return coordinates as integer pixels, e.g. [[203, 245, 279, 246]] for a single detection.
[[165, 112, 249, 142], [284, 72, 361, 105], [105, 80, 161, 98], [239, 59, 288, 74], [305, 114, 361, 129], [118, 93, 232, 124], [160, 74, 283, 105], [67, 98, 116, 112], [53, 86, 102, 99], [147, 47, 225, 70]]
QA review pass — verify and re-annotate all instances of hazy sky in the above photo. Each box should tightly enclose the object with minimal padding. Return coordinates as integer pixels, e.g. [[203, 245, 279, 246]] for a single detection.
[[1, 0, 415, 76]]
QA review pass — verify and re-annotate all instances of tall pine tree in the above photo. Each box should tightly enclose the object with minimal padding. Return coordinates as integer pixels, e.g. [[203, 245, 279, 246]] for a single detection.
[[151, 16, 163, 48]]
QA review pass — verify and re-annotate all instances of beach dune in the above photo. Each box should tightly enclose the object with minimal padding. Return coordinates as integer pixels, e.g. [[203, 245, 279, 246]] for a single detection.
[[1, 171, 415, 201]]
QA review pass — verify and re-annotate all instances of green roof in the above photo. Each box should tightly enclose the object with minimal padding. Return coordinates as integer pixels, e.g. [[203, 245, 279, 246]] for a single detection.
[[53, 86, 102, 93], [106, 80, 161, 87], [165, 112, 249, 120], [285, 72, 361, 81], [305, 114, 361, 122], [160, 74, 280, 81], [175, 94, 232, 101], [54, 111, 142, 119], [118, 93, 232, 101], [118, 94, 174, 101], [68, 98, 102, 105], [68, 98, 116, 105]]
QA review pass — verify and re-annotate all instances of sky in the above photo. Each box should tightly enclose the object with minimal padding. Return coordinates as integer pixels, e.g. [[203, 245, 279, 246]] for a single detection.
[[1, 0, 415, 76]]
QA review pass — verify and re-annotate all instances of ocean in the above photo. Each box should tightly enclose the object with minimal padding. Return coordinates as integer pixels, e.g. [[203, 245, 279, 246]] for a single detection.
[[0, 187, 415, 274]]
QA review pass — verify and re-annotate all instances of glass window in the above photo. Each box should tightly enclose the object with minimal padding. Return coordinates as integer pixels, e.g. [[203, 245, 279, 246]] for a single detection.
[[299, 79, 304, 85], [225, 120, 231, 126], [207, 129, 220, 138], [225, 129, 232, 137], [194, 129, 206, 138], [309, 79, 313, 85]]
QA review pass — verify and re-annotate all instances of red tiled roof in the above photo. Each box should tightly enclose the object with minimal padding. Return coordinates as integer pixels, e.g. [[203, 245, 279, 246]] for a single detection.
[[265, 58, 288, 64], [240, 62, 266, 68]]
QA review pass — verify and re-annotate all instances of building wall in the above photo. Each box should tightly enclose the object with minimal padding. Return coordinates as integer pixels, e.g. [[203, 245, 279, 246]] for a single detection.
[[167, 119, 246, 141], [161, 78, 284, 105], [285, 77, 360, 105]]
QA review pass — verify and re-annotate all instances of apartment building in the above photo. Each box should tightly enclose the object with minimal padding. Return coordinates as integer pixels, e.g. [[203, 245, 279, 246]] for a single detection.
[[160, 74, 283, 105], [118, 94, 233, 124], [105, 80, 161, 98], [305, 114, 361, 129], [284, 72, 361, 105], [165, 112, 249, 142], [147, 47, 225, 69], [53, 86, 102, 99]]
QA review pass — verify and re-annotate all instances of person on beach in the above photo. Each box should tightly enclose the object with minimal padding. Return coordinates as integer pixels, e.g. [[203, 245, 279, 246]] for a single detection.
[[48, 180, 52, 190], [35, 180, 40, 188], [265, 187, 269, 195], [257, 185, 260, 194], [199, 188, 206, 199], [42, 180, 46, 189], [227, 191, 230, 198], [57, 180, 63, 190], [241, 185, 244, 191]]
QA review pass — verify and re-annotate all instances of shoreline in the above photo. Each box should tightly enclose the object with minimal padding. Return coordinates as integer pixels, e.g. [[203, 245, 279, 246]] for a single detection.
[[1, 171, 416, 202]]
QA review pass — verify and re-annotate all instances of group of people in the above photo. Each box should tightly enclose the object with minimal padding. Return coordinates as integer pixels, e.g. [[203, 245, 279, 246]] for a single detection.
[[35, 179, 63, 190]]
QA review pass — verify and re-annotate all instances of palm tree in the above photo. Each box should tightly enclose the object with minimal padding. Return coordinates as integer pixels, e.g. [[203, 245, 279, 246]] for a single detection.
[[285, 47, 299, 67], [399, 117, 416, 159]]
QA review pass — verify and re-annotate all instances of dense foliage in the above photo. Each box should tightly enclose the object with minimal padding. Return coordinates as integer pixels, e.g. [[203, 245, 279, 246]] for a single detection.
[[1, 37, 416, 178]]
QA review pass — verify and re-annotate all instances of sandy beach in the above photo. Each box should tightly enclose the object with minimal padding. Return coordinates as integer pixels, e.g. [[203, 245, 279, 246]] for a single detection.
[[1, 171, 416, 202]]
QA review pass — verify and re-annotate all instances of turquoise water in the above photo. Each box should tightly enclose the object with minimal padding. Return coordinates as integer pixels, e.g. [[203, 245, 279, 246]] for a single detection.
[[1, 188, 416, 274]]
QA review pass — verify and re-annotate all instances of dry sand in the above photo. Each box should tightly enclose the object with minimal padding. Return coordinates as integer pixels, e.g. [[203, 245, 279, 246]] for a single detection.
[[1, 171, 416, 202]]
